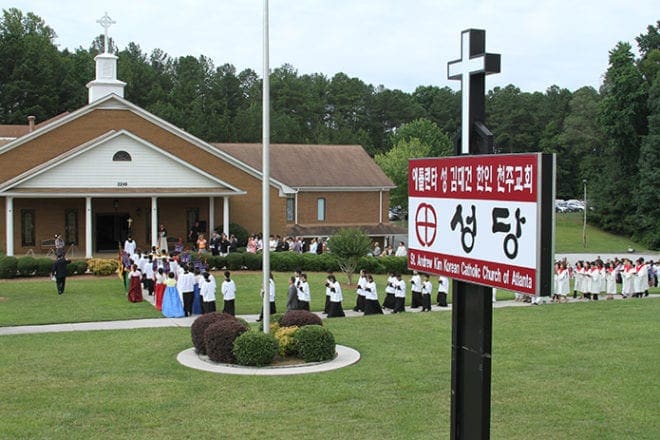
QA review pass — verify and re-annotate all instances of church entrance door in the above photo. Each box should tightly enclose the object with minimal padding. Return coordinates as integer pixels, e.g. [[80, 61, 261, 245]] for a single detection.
[[96, 213, 130, 252]]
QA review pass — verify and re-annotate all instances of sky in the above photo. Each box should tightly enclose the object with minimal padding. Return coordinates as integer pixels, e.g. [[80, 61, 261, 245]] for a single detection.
[[12, 1, 657, 93]]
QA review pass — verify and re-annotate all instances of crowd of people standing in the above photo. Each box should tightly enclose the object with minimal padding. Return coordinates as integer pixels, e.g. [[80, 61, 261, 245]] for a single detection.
[[550, 256, 656, 303]]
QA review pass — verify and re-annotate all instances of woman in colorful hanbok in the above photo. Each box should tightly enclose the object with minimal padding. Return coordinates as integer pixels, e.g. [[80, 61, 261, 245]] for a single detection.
[[192, 269, 203, 315], [154, 268, 167, 310], [127, 265, 143, 303], [161, 272, 185, 318]]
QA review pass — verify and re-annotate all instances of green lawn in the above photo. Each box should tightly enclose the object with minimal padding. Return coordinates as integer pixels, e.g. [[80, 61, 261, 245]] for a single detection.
[[1, 215, 658, 438], [0, 272, 517, 327], [0, 299, 658, 439], [554, 212, 650, 253]]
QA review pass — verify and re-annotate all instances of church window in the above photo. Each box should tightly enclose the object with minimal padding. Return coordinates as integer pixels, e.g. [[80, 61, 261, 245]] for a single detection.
[[21, 209, 35, 247], [317, 198, 326, 222], [286, 197, 295, 222], [64, 209, 78, 245], [112, 151, 131, 161]]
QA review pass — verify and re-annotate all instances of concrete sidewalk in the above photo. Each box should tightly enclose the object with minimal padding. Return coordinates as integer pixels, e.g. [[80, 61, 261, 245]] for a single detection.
[[1, 295, 655, 337]]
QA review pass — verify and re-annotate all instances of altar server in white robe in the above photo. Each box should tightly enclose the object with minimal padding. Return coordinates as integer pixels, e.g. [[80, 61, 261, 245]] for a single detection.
[[327, 274, 345, 318], [556, 262, 570, 302], [363, 274, 383, 315], [420, 273, 432, 311], [392, 273, 406, 313], [634, 258, 649, 297]]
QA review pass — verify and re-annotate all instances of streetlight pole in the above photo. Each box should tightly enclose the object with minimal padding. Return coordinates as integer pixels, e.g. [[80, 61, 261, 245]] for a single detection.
[[582, 179, 587, 248]]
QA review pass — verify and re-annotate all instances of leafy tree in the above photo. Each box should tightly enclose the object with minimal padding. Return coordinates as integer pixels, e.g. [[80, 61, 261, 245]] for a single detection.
[[633, 71, 660, 249], [412, 85, 460, 137], [327, 228, 372, 285], [557, 87, 604, 199], [375, 138, 432, 210], [592, 42, 648, 234], [486, 85, 537, 153], [326, 72, 373, 149], [367, 86, 424, 154], [389, 118, 452, 157], [0, 8, 64, 122], [118, 42, 159, 109]]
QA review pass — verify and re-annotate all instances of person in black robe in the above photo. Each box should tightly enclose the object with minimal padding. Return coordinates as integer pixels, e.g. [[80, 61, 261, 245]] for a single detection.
[[51, 255, 70, 295]]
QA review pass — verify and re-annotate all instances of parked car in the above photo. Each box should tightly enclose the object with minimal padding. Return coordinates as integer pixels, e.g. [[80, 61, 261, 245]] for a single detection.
[[555, 199, 569, 213], [389, 206, 408, 221], [566, 199, 585, 211]]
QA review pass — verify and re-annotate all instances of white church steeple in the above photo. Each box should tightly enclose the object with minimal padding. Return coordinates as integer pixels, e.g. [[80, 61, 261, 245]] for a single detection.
[[86, 12, 126, 103]]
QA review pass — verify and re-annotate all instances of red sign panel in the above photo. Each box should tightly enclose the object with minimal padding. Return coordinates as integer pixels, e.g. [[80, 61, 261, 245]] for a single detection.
[[408, 153, 552, 296]]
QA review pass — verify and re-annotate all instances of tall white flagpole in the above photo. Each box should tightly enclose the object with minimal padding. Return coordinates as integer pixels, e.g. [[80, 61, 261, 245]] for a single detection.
[[261, 0, 271, 333]]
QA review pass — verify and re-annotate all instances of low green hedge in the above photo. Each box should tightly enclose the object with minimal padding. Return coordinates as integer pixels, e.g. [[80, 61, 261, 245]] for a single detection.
[[0, 256, 18, 279], [36, 258, 54, 276], [226, 253, 244, 270], [17, 256, 37, 276]]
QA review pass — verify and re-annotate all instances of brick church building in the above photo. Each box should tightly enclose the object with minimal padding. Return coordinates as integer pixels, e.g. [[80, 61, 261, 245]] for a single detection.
[[0, 29, 403, 258]]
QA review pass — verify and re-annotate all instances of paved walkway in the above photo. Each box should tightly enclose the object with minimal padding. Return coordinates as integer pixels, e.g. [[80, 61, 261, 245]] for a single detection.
[[3, 293, 656, 336]]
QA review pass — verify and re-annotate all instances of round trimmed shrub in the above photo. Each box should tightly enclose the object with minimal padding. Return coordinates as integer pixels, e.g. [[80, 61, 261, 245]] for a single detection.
[[17, 256, 37, 277], [87, 258, 118, 276], [232, 331, 278, 366], [270, 312, 284, 326], [294, 325, 336, 362], [0, 256, 18, 279], [204, 319, 249, 364], [37, 258, 54, 276], [274, 325, 299, 357], [280, 310, 323, 328], [235, 316, 250, 329], [191, 312, 236, 354]]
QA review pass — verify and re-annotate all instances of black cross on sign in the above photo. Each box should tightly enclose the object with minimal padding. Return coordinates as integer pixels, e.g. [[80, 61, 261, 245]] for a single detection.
[[447, 29, 501, 154]]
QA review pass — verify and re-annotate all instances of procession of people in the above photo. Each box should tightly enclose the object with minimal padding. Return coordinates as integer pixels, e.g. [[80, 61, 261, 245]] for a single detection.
[[109, 229, 657, 321]]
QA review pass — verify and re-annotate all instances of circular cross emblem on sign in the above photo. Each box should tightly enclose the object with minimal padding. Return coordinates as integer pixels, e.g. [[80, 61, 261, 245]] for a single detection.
[[415, 203, 437, 247]]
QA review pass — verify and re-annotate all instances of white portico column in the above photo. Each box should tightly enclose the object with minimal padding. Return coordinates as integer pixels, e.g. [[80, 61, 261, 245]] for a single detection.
[[223, 196, 229, 237], [208, 197, 215, 235], [85, 197, 92, 258], [5, 196, 14, 256], [151, 197, 158, 247]]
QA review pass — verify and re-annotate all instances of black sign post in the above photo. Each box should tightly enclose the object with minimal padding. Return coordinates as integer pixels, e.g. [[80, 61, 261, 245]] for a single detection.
[[447, 29, 501, 440]]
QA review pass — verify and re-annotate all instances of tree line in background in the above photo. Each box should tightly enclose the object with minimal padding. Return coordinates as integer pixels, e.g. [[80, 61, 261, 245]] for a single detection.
[[0, 9, 657, 248]]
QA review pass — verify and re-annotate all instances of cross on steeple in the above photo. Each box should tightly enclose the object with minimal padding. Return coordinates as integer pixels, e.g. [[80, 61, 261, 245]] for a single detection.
[[96, 12, 116, 54], [447, 29, 500, 154]]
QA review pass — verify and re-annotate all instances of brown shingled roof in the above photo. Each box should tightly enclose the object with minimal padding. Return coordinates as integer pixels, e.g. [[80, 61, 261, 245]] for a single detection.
[[286, 223, 407, 238], [0, 112, 69, 140], [211, 143, 395, 189], [0, 125, 30, 138]]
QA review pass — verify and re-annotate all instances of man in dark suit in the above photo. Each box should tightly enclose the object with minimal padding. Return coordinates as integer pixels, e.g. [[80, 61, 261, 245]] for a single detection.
[[51, 255, 70, 295]]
